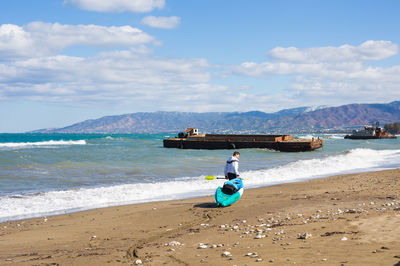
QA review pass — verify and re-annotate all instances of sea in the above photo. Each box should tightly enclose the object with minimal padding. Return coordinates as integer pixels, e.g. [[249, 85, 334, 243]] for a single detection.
[[1, 133, 399, 222]]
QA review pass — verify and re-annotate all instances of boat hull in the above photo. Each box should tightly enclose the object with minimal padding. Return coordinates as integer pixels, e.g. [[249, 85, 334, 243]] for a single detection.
[[215, 187, 243, 207], [163, 138, 322, 152]]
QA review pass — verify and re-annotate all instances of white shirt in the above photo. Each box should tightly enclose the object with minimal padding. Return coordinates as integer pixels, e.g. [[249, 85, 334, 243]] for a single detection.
[[224, 156, 239, 176]]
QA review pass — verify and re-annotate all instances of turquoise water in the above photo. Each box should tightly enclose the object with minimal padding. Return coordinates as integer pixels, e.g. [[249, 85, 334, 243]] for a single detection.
[[0, 133, 399, 222]]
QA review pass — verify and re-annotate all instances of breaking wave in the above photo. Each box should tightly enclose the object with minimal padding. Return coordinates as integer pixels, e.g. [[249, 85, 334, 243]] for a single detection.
[[0, 148, 399, 222], [0, 140, 86, 148]]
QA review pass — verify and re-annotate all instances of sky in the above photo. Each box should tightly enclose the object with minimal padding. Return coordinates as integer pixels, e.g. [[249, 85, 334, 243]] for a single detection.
[[1, 0, 400, 132]]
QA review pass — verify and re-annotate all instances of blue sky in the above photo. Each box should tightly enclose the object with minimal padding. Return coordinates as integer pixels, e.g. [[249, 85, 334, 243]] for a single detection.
[[1, 0, 400, 132]]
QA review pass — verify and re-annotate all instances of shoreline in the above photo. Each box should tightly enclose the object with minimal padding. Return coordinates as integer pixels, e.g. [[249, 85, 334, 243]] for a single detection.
[[3, 165, 397, 224], [1, 169, 400, 265]]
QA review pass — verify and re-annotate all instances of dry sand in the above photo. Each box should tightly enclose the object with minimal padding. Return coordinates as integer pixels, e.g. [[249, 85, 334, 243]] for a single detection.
[[1, 169, 400, 265]]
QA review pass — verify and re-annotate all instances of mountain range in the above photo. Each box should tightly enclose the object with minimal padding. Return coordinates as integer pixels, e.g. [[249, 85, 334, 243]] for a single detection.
[[32, 101, 400, 134]]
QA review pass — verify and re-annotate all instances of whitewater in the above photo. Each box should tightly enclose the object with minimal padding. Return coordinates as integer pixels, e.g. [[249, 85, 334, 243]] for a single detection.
[[0, 133, 399, 222]]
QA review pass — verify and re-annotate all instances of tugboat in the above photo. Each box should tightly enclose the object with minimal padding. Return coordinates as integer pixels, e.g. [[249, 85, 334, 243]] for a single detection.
[[163, 128, 323, 152], [344, 122, 397, 139]]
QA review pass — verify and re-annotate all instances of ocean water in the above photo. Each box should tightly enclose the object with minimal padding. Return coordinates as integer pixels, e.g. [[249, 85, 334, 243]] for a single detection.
[[1, 133, 399, 222]]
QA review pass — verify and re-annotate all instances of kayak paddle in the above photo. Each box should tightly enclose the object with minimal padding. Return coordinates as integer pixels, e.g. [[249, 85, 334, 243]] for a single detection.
[[205, 175, 225, 180], [205, 175, 246, 181]]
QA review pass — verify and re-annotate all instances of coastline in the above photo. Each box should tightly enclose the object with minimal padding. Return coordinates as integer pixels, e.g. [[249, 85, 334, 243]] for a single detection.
[[1, 169, 400, 265]]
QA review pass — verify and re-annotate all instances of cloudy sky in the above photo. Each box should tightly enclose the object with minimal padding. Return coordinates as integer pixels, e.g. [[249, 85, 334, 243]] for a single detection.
[[1, 0, 400, 132]]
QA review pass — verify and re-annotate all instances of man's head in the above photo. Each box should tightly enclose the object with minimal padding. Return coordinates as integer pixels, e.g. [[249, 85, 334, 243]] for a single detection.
[[233, 151, 240, 158]]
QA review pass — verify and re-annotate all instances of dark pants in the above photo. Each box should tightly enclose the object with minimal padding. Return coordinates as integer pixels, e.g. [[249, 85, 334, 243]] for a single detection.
[[226, 173, 238, 180]]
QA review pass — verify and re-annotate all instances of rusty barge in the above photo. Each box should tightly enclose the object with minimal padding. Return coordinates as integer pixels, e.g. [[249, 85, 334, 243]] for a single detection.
[[163, 128, 323, 152]]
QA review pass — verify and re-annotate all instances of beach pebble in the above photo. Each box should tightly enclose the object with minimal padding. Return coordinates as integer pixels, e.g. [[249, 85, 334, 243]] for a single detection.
[[298, 233, 312, 239], [210, 244, 217, 249], [198, 243, 208, 249], [254, 234, 265, 239], [167, 241, 181, 246], [167, 248, 175, 252], [341, 237, 348, 241], [221, 251, 231, 257], [256, 258, 263, 262], [242, 220, 247, 223], [134, 259, 142, 265], [217, 244, 224, 247], [90, 235, 96, 240]]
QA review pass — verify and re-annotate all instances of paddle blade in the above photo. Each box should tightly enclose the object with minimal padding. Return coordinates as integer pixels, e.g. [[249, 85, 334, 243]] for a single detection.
[[205, 175, 216, 180]]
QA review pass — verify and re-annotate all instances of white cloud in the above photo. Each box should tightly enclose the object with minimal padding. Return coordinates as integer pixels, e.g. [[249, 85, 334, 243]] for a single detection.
[[2, 31, 399, 114], [0, 24, 34, 59], [64, 0, 165, 13], [0, 21, 241, 113], [141, 16, 181, 29], [0, 22, 155, 59], [232, 41, 400, 107], [0, 49, 222, 108], [268, 40, 398, 63]]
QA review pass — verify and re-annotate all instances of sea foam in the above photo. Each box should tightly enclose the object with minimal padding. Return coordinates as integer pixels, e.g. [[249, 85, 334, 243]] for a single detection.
[[0, 148, 399, 222], [0, 140, 86, 148]]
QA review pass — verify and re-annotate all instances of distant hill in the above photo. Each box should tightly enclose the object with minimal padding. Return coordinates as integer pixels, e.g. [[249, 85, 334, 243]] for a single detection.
[[31, 101, 400, 134]]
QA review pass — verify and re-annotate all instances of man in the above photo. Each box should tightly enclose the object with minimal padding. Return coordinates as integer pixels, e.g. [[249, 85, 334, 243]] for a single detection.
[[224, 151, 241, 180]]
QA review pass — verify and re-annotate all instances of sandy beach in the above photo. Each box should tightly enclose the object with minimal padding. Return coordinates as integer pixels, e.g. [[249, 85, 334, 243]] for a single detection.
[[1, 169, 400, 265]]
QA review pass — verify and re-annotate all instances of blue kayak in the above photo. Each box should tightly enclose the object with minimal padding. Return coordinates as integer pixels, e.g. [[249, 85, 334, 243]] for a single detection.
[[214, 187, 244, 207], [214, 178, 244, 207]]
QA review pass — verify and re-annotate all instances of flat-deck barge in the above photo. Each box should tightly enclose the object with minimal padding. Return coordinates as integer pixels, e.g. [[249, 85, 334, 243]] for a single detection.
[[163, 128, 323, 152]]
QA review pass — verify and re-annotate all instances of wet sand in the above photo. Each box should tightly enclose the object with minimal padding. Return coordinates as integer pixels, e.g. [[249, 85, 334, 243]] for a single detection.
[[1, 169, 400, 265]]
